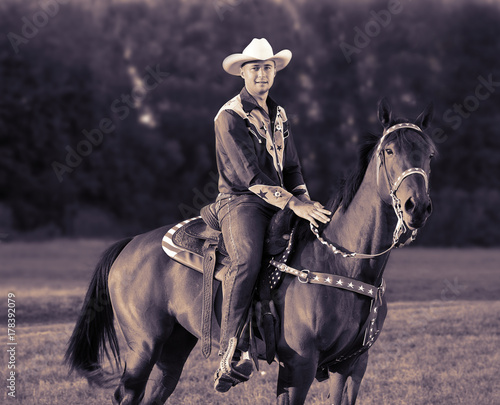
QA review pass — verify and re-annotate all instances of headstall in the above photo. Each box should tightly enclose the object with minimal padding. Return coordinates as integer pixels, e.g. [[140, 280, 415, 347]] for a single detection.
[[270, 122, 431, 290]]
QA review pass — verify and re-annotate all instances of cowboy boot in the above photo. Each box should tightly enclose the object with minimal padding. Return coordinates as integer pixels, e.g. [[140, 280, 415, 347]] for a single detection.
[[214, 337, 253, 392]]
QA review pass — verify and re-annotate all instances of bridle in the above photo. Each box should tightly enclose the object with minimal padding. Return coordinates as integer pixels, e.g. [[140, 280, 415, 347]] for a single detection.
[[309, 122, 430, 259], [268, 123, 430, 307]]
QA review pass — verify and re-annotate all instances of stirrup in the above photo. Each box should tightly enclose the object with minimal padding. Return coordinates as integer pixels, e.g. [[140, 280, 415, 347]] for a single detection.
[[214, 337, 253, 393]]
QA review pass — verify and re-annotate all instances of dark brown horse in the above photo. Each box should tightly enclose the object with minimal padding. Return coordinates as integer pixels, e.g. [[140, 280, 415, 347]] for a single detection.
[[65, 99, 437, 404]]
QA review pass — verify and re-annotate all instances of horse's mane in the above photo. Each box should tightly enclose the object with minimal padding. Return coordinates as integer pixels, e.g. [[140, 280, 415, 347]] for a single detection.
[[294, 131, 380, 242], [324, 132, 380, 216]]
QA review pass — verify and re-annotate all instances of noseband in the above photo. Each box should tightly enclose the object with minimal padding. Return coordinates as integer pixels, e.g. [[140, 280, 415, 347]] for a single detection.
[[310, 122, 430, 259]]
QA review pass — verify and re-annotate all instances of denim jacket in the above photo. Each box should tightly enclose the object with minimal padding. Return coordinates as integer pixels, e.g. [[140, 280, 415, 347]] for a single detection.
[[214, 87, 309, 209]]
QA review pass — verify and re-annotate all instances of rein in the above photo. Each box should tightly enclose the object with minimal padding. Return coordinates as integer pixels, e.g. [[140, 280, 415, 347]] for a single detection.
[[309, 122, 429, 260]]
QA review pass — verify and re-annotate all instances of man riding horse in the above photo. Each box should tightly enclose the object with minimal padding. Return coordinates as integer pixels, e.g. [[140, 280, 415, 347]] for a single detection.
[[213, 38, 331, 391]]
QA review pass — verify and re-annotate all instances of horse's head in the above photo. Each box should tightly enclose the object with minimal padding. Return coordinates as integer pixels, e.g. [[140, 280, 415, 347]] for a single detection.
[[376, 98, 437, 230]]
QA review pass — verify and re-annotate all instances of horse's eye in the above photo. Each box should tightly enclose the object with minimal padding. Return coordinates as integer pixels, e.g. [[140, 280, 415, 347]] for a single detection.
[[385, 149, 394, 156], [429, 153, 435, 159]]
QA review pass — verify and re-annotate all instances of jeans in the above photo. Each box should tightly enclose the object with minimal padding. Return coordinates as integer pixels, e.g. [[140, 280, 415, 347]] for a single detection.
[[215, 193, 278, 354]]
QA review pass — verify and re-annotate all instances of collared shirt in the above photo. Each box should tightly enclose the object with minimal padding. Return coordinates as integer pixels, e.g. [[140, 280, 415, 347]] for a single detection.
[[214, 87, 309, 209]]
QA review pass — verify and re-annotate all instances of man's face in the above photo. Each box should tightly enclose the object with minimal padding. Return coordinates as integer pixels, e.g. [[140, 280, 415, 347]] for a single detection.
[[240, 61, 276, 96]]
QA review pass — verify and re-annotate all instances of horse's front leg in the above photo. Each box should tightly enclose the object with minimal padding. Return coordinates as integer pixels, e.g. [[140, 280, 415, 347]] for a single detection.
[[328, 352, 368, 405], [276, 352, 318, 405]]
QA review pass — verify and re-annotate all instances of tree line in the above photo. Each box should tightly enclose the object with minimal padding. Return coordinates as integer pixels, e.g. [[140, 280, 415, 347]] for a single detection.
[[0, 0, 499, 245]]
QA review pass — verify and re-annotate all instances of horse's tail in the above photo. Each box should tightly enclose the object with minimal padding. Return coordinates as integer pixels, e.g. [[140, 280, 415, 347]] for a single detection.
[[64, 237, 133, 387]]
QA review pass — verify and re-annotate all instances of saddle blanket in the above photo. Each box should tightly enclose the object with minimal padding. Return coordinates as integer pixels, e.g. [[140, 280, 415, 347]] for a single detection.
[[162, 216, 232, 283], [162, 217, 203, 269]]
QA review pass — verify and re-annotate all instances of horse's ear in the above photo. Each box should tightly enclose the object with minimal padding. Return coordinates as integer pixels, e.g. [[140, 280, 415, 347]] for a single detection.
[[415, 102, 434, 129], [377, 97, 392, 128]]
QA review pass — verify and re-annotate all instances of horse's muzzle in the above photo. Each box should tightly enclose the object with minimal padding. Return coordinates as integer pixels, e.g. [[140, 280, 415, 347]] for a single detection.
[[403, 196, 432, 230]]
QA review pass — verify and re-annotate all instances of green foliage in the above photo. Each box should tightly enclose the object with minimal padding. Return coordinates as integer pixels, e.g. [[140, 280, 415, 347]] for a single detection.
[[0, 0, 499, 244]]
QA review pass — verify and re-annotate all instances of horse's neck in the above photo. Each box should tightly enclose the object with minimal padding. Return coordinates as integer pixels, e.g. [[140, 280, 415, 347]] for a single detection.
[[320, 157, 396, 284]]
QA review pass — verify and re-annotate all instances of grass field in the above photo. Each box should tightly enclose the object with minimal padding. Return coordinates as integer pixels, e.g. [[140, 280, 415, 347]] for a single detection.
[[1, 240, 499, 404]]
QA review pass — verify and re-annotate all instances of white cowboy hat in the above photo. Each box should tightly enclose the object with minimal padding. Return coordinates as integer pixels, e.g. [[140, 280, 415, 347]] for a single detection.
[[222, 38, 292, 76]]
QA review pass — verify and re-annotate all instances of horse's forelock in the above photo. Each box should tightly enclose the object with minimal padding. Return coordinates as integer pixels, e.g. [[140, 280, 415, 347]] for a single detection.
[[376, 117, 437, 161]]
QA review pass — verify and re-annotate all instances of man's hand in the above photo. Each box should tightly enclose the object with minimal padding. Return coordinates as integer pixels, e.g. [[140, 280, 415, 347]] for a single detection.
[[287, 196, 331, 228]]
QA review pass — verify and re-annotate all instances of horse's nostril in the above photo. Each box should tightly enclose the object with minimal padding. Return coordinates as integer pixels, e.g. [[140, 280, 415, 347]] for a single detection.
[[426, 201, 433, 214], [405, 197, 415, 213]]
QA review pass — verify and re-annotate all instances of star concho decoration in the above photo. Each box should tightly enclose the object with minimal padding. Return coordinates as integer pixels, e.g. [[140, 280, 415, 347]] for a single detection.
[[252, 187, 284, 202], [249, 184, 292, 209]]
